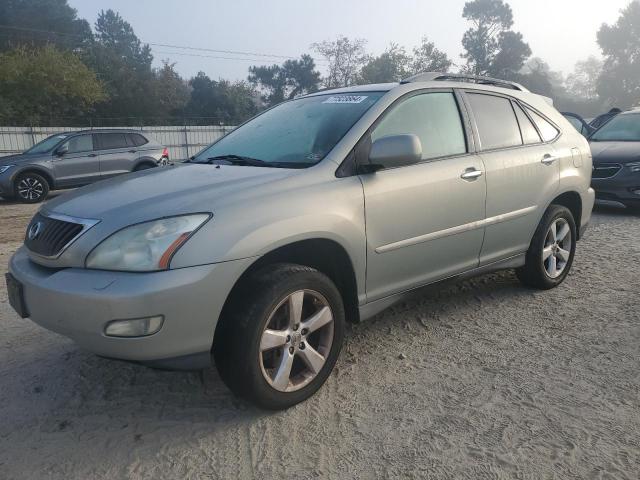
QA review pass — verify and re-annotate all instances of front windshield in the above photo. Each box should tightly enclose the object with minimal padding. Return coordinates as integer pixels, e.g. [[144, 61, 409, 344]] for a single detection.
[[192, 92, 385, 167], [591, 114, 640, 142], [24, 134, 69, 154]]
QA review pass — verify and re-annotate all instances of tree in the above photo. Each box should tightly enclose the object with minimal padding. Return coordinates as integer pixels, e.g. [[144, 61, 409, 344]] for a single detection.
[[565, 56, 603, 100], [597, 1, 640, 108], [359, 44, 411, 84], [84, 9, 156, 120], [461, 0, 531, 77], [185, 72, 258, 124], [248, 54, 320, 106], [0, 0, 92, 52], [312, 36, 368, 87], [0, 45, 105, 124], [410, 37, 453, 74], [153, 61, 190, 120]]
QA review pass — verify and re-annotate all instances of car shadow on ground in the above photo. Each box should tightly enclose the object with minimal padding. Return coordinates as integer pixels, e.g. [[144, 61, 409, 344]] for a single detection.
[[593, 201, 640, 218], [0, 191, 65, 205]]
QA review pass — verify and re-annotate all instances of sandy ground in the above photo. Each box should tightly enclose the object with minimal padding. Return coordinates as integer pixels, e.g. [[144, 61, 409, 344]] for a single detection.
[[0, 195, 639, 480]]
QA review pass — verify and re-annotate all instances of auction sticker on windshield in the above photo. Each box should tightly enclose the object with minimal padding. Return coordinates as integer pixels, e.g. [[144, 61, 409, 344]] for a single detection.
[[323, 95, 368, 104]]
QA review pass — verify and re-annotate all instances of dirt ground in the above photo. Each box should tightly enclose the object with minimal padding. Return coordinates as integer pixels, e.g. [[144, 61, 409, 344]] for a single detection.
[[0, 195, 638, 480]]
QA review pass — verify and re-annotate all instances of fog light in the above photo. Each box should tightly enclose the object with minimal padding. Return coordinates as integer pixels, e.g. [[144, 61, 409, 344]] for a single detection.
[[104, 316, 164, 337]]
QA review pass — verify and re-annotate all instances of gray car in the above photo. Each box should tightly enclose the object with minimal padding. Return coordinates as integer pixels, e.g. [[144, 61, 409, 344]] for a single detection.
[[6, 73, 595, 409], [0, 129, 169, 203]]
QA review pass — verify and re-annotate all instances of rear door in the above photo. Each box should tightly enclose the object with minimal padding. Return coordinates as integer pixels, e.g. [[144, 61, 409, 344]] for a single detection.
[[95, 132, 139, 179], [52, 133, 100, 187], [462, 92, 561, 265], [360, 90, 487, 301]]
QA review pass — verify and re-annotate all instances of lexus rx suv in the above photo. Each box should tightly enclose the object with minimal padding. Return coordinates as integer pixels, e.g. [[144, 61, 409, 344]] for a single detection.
[[6, 73, 595, 409], [0, 129, 169, 203]]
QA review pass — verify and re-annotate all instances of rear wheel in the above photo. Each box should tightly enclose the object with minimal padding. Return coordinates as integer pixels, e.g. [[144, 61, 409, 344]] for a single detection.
[[214, 263, 345, 409], [516, 205, 577, 289], [14, 172, 49, 203]]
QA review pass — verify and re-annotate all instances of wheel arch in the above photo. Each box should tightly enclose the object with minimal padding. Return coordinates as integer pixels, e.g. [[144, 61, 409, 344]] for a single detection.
[[549, 190, 582, 239], [133, 158, 158, 170], [13, 166, 55, 190], [214, 238, 361, 345]]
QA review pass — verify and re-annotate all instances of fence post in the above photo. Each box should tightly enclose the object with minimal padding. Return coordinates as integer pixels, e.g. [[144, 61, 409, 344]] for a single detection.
[[183, 118, 189, 161], [29, 123, 36, 148]]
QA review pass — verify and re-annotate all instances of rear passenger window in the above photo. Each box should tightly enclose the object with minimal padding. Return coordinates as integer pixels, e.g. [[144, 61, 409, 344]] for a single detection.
[[98, 133, 128, 150], [526, 108, 559, 142], [513, 103, 542, 144], [371, 92, 466, 161], [468, 93, 522, 150]]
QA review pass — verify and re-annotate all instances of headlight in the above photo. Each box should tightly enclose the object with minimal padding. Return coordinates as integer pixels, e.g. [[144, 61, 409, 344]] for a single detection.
[[0, 165, 14, 174], [627, 161, 640, 173], [86, 214, 211, 271]]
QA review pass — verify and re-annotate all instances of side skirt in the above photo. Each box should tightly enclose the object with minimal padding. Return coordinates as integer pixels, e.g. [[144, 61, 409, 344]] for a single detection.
[[357, 253, 526, 322]]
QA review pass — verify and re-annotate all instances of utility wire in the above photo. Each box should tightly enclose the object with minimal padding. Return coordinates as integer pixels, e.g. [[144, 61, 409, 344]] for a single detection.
[[0, 24, 327, 64]]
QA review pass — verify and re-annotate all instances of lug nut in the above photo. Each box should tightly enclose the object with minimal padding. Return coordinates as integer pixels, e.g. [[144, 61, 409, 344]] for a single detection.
[[293, 324, 299, 331], [299, 342, 306, 350], [286, 335, 291, 343], [301, 328, 308, 335], [289, 346, 294, 354]]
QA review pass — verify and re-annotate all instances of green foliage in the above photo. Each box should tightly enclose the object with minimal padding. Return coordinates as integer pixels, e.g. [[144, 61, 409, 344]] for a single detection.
[[597, 1, 640, 108], [248, 55, 320, 106], [359, 44, 411, 84], [461, 0, 530, 77], [0, 0, 92, 52], [410, 37, 453, 74], [185, 72, 258, 124], [153, 61, 190, 120], [0, 45, 106, 124]]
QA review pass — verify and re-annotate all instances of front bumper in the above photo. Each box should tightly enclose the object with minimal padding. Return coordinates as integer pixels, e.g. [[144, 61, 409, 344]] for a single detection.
[[8, 247, 255, 369], [592, 171, 640, 206]]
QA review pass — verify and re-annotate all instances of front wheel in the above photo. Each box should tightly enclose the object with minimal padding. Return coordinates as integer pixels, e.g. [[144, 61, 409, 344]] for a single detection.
[[214, 264, 345, 409], [14, 172, 49, 203], [516, 205, 577, 289]]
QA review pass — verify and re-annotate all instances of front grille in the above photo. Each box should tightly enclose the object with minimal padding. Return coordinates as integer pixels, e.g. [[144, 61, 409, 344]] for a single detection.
[[592, 163, 622, 179], [25, 213, 85, 257]]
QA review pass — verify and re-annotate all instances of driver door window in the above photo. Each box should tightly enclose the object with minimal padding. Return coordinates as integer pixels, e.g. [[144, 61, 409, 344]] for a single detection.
[[63, 134, 94, 154], [371, 92, 467, 161]]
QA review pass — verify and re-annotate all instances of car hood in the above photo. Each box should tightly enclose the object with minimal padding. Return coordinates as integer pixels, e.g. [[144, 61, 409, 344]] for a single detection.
[[0, 152, 49, 166], [44, 163, 299, 223], [589, 141, 640, 165]]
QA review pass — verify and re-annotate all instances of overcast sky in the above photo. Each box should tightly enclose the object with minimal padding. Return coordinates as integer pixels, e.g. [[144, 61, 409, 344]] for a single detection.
[[70, 0, 631, 81]]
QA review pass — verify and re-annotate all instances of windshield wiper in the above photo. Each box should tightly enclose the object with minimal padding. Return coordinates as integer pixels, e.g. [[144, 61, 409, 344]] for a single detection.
[[205, 155, 271, 167]]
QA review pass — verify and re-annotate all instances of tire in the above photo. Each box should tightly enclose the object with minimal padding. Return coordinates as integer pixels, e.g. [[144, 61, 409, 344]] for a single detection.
[[516, 205, 577, 289], [14, 172, 50, 203], [214, 263, 345, 410]]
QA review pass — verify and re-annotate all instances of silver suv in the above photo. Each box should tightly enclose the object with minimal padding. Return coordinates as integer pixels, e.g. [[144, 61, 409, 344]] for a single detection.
[[0, 129, 168, 203], [6, 73, 595, 409]]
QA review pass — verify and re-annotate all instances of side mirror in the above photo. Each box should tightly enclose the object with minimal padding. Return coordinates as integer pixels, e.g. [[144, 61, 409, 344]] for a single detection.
[[368, 134, 422, 170], [56, 144, 69, 157]]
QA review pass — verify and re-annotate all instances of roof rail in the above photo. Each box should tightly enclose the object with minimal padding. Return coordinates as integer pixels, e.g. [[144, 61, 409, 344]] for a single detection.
[[400, 72, 529, 92]]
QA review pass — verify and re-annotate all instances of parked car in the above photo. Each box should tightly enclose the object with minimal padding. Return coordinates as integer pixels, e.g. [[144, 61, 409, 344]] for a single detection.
[[589, 107, 622, 130], [6, 73, 595, 409], [0, 129, 169, 203], [589, 109, 640, 209], [562, 112, 595, 137]]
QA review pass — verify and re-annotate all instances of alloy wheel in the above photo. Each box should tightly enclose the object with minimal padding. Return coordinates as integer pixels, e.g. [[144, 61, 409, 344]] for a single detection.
[[259, 289, 334, 392], [542, 218, 572, 278], [17, 177, 44, 201]]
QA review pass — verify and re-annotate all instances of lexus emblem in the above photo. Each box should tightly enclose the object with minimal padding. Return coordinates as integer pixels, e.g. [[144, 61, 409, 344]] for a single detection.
[[28, 221, 43, 241]]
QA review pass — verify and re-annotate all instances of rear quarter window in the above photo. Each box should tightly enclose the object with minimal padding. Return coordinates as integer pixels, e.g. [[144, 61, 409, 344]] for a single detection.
[[126, 133, 148, 147], [526, 108, 560, 142]]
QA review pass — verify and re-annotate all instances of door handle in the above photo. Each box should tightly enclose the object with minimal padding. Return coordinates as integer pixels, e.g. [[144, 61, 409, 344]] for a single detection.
[[128, 150, 137, 153], [87, 153, 97, 157], [460, 168, 483, 180], [541, 154, 557, 165]]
